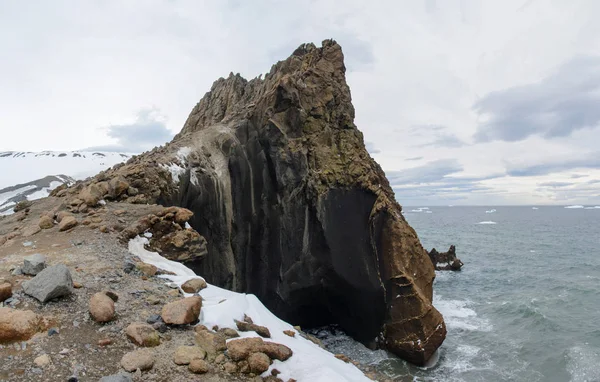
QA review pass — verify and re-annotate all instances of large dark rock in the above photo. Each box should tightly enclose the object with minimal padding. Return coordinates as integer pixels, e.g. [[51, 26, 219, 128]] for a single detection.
[[429, 245, 463, 271], [72, 40, 446, 365]]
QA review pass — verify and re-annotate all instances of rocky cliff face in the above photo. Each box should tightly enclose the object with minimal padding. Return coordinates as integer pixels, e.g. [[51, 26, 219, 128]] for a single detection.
[[69, 40, 446, 365]]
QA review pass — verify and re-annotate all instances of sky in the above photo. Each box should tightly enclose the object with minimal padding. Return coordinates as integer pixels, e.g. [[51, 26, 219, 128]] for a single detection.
[[1, 0, 599, 205]]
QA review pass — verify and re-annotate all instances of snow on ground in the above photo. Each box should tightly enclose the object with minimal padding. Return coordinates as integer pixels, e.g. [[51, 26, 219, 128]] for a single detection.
[[0, 151, 133, 189], [128, 236, 371, 382]]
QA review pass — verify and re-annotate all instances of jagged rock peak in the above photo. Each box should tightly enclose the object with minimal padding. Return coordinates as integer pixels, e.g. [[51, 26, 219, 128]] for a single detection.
[[177, 39, 354, 137]]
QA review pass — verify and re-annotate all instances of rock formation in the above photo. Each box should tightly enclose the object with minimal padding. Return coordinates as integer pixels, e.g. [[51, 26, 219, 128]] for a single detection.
[[428, 245, 463, 271], [56, 40, 446, 365]]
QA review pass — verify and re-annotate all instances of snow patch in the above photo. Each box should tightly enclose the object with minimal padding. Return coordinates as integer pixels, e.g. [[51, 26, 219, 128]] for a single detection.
[[128, 236, 370, 382]]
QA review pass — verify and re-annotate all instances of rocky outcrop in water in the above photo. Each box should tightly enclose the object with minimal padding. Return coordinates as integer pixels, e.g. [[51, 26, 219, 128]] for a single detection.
[[58, 40, 446, 365], [428, 245, 463, 271]]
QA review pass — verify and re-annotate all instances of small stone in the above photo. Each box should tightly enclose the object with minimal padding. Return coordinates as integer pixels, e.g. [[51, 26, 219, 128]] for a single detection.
[[161, 296, 202, 325], [73, 281, 83, 289], [22, 254, 46, 276], [125, 323, 160, 347], [33, 354, 51, 368], [39, 216, 54, 229], [146, 314, 162, 325], [237, 359, 250, 374], [235, 319, 271, 338], [173, 346, 206, 365], [0, 283, 12, 302], [262, 342, 293, 361], [271, 369, 281, 376], [248, 352, 271, 374], [146, 295, 161, 305], [335, 354, 351, 363], [167, 289, 180, 297], [214, 354, 226, 364], [99, 225, 110, 233], [113, 209, 127, 216], [48, 328, 59, 336], [105, 291, 119, 302], [58, 216, 78, 231], [188, 358, 210, 374], [99, 374, 133, 382], [22, 264, 74, 303], [89, 292, 115, 323], [152, 321, 167, 333], [224, 362, 238, 374], [219, 327, 239, 339], [136, 262, 157, 277], [120, 349, 154, 372], [11, 267, 23, 276], [98, 338, 112, 346], [181, 278, 207, 294], [283, 330, 295, 337]]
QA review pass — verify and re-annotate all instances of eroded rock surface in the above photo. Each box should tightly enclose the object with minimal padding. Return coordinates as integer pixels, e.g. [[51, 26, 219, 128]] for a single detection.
[[429, 245, 463, 271]]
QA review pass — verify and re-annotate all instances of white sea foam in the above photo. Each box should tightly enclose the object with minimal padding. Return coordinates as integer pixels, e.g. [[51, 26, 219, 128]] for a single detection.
[[477, 221, 497, 225], [434, 294, 492, 332], [532, 207, 539, 210], [564, 205, 585, 209], [128, 236, 370, 382], [485, 209, 496, 214], [566, 345, 600, 382]]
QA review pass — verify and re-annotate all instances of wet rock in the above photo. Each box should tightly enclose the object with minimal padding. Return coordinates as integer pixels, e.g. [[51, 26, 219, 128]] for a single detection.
[[181, 278, 207, 294], [235, 319, 271, 338], [173, 346, 206, 365], [248, 352, 271, 374], [22, 254, 46, 276], [0, 283, 12, 302], [89, 292, 115, 323], [0, 308, 43, 343], [428, 245, 463, 271], [120, 349, 154, 372], [125, 323, 160, 347], [188, 358, 210, 374], [22, 264, 74, 303], [58, 216, 78, 231], [161, 296, 202, 325]]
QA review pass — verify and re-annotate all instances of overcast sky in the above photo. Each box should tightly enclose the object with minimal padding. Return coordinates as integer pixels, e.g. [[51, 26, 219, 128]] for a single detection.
[[1, 0, 599, 205]]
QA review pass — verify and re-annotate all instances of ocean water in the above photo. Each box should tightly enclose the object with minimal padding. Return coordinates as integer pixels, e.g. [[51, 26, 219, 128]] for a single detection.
[[320, 206, 600, 381]]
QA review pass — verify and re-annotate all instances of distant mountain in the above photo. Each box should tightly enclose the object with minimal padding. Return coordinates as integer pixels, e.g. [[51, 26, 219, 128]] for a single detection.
[[0, 151, 133, 214]]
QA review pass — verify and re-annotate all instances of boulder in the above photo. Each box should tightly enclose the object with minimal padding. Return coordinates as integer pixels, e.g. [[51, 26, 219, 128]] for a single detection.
[[428, 245, 463, 271], [39, 216, 54, 229], [22, 254, 46, 275], [194, 329, 226, 358], [161, 296, 202, 325], [23, 225, 42, 237], [58, 216, 78, 231], [0, 308, 43, 343], [235, 319, 271, 338], [136, 262, 157, 276], [120, 349, 154, 372], [89, 292, 115, 323], [56, 211, 72, 223], [226, 337, 265, 361], [181, 278, 207, 294], [173, 346, 206, 365], [125, 323, 160, 347], [248, 352, 271, 374], [188, 359, 210, 374], [22, 264, 74, 303], [0, 283, 12, 302], [108, 176, 130, 199], [79, 183, 106, 206]]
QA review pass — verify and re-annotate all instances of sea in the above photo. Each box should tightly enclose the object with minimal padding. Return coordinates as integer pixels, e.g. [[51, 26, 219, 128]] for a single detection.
[[312, 205, 600, 382]]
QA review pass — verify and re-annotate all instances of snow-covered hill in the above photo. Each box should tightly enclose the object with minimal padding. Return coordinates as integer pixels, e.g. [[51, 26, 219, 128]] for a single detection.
[[0, 151, 133, 214]]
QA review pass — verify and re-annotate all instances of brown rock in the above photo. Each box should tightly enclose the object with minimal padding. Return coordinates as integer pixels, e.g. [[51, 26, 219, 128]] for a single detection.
[[58, 216, 78, 231], [99, 225, 110, 233], [283, 330, 295, 337], [224, 362, 238, 374], [189, 358, 210, 374], [125, 323, 160, 347], [0, 283, 12, 302], [82, 219, 91, 226], [248, 352, 271, 374], [235, 319, 271, 338], [194, 329, 227, 358], [174, 208, 193, 225], [108, 176, 130, 199], [73, 281, 83, 289], [89, 292, 115, 323], [34, 354, 51, 368], [120, 349, 154, 372], [98, 338, 112, 346], [173, 345, 206, 365], [218, 327, 239, 339], [39, 216, 54, 229], [334, 354, 351, 363], [181, 278, 207, 294], [56, 211, 72, 223], [23, 225, 41, 237], [105, 291, 119, 302], [114, 209, 127, 216], [261, 342, 293, 361], [226, 337, 265, 361], [79, 183, 106, 206], [136, 262, 157, 276], [237, 359, 250, 374], [167, 289, 180, 297], [161, 296, 202, 325], [0, 308, 43, 343]]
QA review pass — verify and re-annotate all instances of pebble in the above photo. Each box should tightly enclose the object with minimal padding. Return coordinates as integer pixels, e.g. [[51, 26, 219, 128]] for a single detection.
[[146, 314, 162, 325], [48, 328, 59, 336]]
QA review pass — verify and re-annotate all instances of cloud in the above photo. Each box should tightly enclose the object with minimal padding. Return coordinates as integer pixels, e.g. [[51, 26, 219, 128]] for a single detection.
[[405, 156, 423, 161], [506, 152, 600, 177], [570, 174, 589, 179], [419, 133, 466, 148], [365, 141, 381, 154], [85, 108, 174, 153], [386, 159, 463, 185], [538, 181, 574, 187], [474, 56, 600, 142], [411, 124, 467, 148]]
